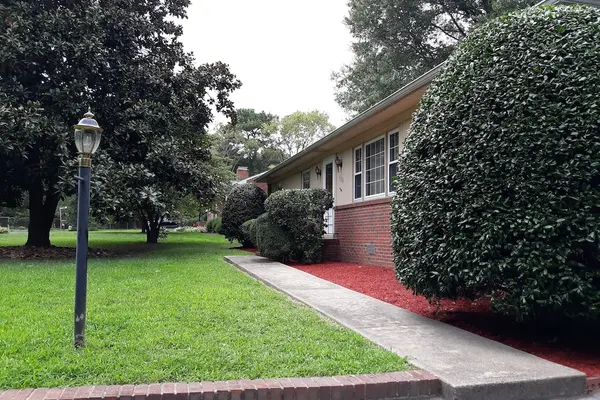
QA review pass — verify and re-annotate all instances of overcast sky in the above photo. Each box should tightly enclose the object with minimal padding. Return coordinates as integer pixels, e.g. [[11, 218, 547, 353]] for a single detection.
[[179, 0, 354, 128]]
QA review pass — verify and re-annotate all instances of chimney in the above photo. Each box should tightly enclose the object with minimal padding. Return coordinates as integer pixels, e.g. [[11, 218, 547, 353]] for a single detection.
[[236, 166, 250, 181]]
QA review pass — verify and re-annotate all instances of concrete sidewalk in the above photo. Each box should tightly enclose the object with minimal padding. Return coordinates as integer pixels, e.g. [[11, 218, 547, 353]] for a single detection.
[[225, 255, 589, 400]]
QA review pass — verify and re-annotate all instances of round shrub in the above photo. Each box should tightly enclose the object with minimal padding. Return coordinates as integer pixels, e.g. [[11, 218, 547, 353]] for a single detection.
[[241, 218, 258, 247], [254, 213, 293, 262], [260, 189, 333, 264], [392, 5, 600, 321], [221, 184, 267, 246]]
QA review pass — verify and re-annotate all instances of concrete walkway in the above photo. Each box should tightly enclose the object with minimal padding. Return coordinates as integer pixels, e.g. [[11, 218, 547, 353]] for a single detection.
[[225, 255, 589, 400]]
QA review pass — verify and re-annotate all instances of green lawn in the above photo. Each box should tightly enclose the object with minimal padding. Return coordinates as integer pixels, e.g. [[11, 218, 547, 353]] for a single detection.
[[0, 231, 408, 389]]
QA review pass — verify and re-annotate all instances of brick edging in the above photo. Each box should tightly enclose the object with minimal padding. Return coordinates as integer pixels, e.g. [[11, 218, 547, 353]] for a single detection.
[[0, 371, 441, 400]]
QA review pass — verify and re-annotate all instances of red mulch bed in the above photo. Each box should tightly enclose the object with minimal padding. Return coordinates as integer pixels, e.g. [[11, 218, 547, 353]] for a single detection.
[[290, 261, 600, 378]]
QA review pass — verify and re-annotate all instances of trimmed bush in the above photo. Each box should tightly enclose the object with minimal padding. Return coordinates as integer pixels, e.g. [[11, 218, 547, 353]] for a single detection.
[[255, 189, 333, 264], [0, 227, 8, 234], [206, 219, 217, 233], [221, 184, 267, 246], [241, 219, 258, 247], [391, 5, 600, 321], [254, 213, 294, 261]]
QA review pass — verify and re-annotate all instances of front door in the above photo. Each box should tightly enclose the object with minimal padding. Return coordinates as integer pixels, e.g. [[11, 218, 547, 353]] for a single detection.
[[323, 157, 335, 235]]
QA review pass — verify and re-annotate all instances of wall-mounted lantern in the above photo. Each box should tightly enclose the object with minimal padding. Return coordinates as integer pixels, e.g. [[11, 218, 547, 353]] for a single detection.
[[335, 155, 343, 172], [315, 165, 322, 179]]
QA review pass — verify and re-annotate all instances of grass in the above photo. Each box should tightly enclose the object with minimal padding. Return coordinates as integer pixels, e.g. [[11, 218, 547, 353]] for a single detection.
[[0, 231, 409, 389]]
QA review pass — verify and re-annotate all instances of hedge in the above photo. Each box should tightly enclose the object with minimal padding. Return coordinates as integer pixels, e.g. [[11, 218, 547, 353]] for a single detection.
[[254, 189, 333, 264], [391, 5, 600, 321], [221, 184, 266, 246]]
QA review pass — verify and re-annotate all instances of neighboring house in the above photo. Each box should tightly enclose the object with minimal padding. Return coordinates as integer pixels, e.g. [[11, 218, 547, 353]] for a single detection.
[[233, 167, 268, 194], [257, 0, 599, 267]]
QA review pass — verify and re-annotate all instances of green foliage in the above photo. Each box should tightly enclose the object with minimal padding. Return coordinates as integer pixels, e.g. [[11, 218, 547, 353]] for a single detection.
[[333, 0, 536, 114], [221, 184, 267, 246], [241, 219, 258, 247], [214, 218, 223, 235], [0, 0, 240, 247], [267, 110, 336, 158], [255, 189, 333, 264], [254, 213, 294, 262], [0, 227, 8, 234], [392, 5, 600, 321], [206, 219, 217, 233], [213, 109, 285, 176]]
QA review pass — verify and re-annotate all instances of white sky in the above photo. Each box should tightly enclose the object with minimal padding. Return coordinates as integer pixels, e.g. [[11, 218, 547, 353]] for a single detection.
[[179, 0, 354, 128]]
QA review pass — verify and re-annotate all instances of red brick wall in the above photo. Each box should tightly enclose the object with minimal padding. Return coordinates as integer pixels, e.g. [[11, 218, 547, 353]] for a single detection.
[[335, 198, 393, 267], [322, 239, 340, 261]]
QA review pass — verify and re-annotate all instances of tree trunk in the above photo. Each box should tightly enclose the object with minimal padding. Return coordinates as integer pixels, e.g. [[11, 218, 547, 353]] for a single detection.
[[141, 216, 147, 233], [145, 214, 161, 244], [25, 185, 60, 248]]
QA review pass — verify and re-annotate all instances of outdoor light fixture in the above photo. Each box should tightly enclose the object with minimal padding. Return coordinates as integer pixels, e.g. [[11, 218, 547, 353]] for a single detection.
[[73, 108, 102, 349], [74, 109, 103, 167], [335, 155, 343, 171], [277, 182, 283, 190], [315, 165, 322, 178]]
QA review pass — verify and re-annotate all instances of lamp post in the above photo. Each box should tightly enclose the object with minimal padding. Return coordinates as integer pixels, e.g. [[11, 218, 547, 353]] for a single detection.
[[73, 109, 102, 348]]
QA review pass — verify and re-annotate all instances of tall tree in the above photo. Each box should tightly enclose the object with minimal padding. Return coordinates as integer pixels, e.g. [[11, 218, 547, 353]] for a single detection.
[[90, 62, 239, 244], [272, 111, 335, 157], [0, 0, 239, 246], [333, 0, 536, 114], [213, 109, 285, 175]]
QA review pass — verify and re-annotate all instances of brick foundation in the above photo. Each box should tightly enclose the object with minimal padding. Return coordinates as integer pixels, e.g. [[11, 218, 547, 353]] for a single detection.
[[0, 372, 441, 400], [335, 198, 393, 267], [322, 239, 340, 261]]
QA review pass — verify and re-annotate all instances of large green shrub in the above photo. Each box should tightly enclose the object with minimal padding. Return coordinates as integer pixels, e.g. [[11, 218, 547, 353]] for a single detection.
[[392, 5, 600, 321], [255, 189, 333, 263], [221, 184, 267, 246]]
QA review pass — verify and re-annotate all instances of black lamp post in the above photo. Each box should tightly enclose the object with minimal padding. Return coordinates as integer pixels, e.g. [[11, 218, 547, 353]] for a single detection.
[[73, 109, 102, 348]]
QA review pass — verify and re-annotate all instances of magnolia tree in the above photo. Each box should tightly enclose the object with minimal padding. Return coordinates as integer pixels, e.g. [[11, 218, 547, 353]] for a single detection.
[[0, 0, 240, 246]]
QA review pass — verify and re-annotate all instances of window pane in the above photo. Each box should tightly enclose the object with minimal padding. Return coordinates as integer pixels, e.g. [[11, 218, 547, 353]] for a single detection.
[[389, 132, 399, 162], [365, 138, 385, 196], [302, 171, 310, 189], [389, 163, 398, 192], [355, 148, 362, 173], [354, 173, 362, 199], [325, 163, 333, 193]]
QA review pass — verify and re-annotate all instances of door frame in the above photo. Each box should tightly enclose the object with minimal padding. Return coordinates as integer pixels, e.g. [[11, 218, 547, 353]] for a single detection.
[[322, 156, 335, 235]]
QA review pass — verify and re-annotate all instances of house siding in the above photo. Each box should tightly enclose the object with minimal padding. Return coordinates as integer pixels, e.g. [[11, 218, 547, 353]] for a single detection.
[[335, 198, 394, 267]]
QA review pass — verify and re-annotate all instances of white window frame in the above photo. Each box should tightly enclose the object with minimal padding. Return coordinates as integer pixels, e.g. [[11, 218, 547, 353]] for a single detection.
[[353, 146, 363, 201], [301, 169, 311, 189], [388, 129, 400, 195], [363, 135, 386, 200]]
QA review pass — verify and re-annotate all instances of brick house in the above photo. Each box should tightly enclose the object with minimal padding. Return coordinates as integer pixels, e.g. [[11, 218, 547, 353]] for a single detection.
[[256, 0, 599, 267]]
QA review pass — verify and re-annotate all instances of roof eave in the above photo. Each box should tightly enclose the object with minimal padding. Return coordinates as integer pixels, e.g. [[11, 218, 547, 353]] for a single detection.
[[257, 63, 445, 183]]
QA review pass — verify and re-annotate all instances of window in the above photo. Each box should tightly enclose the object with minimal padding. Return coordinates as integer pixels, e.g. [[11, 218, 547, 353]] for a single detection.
[[302, 170, 310, 189], [365, 137, 385, 197], [388, 131, 400, 193], [354, 147, 362, 199]]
